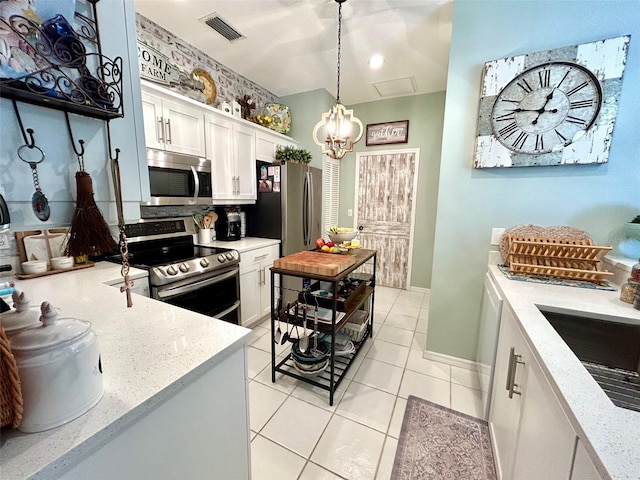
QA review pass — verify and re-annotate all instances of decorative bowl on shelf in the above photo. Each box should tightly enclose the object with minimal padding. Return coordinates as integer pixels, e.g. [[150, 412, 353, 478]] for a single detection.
[[264, 103, 291, 134]]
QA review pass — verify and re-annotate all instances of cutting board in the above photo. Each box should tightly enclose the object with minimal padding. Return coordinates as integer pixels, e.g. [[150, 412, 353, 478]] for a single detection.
[[273, 251, 356, 277], [15, 229, 69, 264]]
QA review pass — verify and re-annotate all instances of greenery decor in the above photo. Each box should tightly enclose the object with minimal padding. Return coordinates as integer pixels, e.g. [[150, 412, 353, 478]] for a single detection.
[[275, 146, 312, 164]]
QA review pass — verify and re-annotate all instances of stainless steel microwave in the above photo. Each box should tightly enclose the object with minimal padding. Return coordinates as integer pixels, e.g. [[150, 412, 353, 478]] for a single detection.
[[144, 149, 212, 206]]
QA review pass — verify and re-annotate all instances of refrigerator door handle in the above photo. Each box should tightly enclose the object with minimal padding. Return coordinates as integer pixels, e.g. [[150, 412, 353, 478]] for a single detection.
[[303, 171, 310, 246], [307, 171, 314, 245]]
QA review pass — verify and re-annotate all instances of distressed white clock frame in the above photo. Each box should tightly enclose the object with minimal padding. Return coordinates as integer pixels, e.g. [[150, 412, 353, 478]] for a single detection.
[[474, 35, 630, 168]]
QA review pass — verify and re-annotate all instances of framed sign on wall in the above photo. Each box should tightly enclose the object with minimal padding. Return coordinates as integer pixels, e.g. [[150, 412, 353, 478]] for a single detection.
[[366, 120, 409, 146], [473, 35, 630, 168]]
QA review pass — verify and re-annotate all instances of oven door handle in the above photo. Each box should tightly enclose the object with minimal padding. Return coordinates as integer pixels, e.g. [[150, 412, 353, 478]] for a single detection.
[[191, 165, 200, 205], [156, 267, 239, 300], [215, 300, 241, 320]]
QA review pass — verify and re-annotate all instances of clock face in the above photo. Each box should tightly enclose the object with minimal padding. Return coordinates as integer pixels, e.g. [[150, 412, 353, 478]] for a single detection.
[[490, 61, 603, 155]]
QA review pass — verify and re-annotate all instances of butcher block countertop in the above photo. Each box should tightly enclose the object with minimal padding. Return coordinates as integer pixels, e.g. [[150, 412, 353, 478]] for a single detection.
[[272, 249, 376, 280]]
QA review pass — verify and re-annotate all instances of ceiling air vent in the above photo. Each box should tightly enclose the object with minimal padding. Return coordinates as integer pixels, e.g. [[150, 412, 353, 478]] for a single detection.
[[201, 14, 244, 42]]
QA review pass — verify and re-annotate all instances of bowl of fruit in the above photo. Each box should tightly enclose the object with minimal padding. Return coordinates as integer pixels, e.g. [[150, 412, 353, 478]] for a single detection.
[[326, 226, 358, 245]]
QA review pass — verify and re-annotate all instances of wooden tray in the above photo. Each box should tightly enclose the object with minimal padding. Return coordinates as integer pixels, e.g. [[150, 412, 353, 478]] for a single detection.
[[273, 251, 356, 277], [15, 262, 95, 280]]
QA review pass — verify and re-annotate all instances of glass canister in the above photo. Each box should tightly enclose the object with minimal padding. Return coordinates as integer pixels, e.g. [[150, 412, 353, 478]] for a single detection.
[[620, 280, 640, 304], [631, 258, 640, 282]]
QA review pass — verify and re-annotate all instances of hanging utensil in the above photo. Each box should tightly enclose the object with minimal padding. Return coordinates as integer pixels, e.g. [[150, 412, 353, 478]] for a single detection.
[[281, 302, 291, 345], [274, 298, 283, 344], [311, 303, 323, 357], [299, 304, 309, 353], [13, 101, 49, 222], [18, 144, 50, 222]]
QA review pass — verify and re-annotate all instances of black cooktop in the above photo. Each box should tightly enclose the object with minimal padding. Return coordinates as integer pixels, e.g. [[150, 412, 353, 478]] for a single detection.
[[105, 237, 230, 269]]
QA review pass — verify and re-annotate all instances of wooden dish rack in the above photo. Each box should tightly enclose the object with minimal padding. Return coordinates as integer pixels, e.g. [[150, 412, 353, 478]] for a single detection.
[[507, 236, 613, 284]]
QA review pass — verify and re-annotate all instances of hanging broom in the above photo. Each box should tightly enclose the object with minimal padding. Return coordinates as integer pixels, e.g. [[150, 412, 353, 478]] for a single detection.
[[64, 114, 117, 258], [66, 169, 118, 257]]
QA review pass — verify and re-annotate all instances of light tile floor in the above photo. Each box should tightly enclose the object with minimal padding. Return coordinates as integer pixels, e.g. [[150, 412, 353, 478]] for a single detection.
[[246, 286, 483, 480]]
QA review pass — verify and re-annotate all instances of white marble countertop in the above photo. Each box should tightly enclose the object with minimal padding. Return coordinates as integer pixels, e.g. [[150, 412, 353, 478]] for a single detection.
[[488, 265, 640, 480], [0, 262, 250, 480], [195, 236, 280, 253]]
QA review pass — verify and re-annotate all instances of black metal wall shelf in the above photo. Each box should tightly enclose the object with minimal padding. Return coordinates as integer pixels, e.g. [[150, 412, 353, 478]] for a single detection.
[[0, 4, 123, 121]]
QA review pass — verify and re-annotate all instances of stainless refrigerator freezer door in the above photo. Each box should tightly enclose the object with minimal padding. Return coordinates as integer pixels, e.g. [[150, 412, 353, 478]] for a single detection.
[[281, 163, 322, 256]]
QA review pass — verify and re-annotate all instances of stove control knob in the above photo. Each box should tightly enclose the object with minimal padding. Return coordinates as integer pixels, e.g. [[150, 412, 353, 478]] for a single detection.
[[225, 252, 234, 261], [231, 250, 239, 260], [167, 265, 179, 276], [179, 263, 190, 273], [217, 254, 226, 263], [200, 257, 210, 268]]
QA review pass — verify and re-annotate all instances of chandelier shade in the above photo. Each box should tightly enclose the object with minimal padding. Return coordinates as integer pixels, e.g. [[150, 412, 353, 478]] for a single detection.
[[311, 0, 363, 160]]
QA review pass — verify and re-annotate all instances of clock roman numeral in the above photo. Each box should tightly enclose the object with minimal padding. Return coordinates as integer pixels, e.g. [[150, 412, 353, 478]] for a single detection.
[[535, 134, 544, 151], [555, 129, 568, 142], [566, 81, 588, 96], [494, 112, 516, 122], [566, 115, 586, 126], [517, 79, 533, 94], [500, 99, 520, 104], [556, 70, 570, 89], [538, 69, 551, 88], [498, 122, 519, 139], [569, 99, 594, 109], [512, 131, 529, 150]]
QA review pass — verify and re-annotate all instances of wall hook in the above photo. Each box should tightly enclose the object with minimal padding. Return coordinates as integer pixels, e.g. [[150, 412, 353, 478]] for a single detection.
[[105, 121, 120, 162], [64, 112, 86, 162], [12, 100, 36, 148]]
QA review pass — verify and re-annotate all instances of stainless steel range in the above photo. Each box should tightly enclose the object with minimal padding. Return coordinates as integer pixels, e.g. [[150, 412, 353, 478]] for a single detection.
[[106, 218, 241, 324]]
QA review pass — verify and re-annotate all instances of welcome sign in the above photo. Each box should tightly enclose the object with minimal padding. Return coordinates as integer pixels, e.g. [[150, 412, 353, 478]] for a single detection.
[[137, 41, 183, 85]]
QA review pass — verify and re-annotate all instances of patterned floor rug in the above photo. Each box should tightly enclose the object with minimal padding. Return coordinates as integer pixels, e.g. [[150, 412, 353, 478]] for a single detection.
[[391, 396, 497, 480]]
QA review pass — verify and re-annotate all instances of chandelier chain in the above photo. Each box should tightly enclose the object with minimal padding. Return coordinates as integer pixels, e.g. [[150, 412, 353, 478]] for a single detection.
[[336, 0, 342, 103]]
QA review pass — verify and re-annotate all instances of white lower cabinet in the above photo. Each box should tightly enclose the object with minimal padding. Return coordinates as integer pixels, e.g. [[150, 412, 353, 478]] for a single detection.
[[239, 244, 279, 326], [489, 306, 591, 480], [571, 439, 602, 480]]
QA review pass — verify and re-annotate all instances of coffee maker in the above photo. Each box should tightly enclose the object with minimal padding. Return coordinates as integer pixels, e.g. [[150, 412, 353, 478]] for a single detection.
[[214, 207, 241, 241]]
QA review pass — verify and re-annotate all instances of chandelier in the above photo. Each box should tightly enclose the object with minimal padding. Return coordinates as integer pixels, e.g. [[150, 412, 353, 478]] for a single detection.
[[312, 0, 363, 160]]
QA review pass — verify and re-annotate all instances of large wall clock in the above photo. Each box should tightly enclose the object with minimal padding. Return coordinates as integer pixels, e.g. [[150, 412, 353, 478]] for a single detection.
[[473, 35, 630, 168]]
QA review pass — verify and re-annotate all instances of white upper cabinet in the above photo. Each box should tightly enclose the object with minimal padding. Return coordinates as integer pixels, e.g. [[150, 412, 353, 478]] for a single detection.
[[141, 90, 206, 157], [205, 114, 256, 203], [256, 130, 297, 162]]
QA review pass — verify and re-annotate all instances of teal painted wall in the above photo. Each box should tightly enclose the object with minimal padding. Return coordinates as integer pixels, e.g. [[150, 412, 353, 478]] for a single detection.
[[279, 89, 335, 170], [279, 91, 446, 289], [428, 0, 640, 361]]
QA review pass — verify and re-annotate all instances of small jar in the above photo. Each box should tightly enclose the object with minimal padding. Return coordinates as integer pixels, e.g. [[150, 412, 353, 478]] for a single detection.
[[631, 258, 640, 282], [620, 280, 640, 304]]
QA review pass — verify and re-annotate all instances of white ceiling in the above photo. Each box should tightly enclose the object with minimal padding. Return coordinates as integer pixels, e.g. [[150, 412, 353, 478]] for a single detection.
[[134, 0, 454, 106]]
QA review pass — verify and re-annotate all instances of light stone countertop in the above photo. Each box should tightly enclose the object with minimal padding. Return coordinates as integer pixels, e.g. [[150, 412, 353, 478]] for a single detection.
[[0, 261, 250, 480], [488, 265, 640, 480], [195, 236, 280, 253]]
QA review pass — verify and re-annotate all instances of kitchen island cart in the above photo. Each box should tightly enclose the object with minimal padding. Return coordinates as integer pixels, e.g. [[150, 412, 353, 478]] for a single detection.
[[270, 249, 376, 405]]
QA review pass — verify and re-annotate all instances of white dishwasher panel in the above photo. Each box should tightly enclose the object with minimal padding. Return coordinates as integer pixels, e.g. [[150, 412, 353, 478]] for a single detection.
[[476, 272, 503, 420]]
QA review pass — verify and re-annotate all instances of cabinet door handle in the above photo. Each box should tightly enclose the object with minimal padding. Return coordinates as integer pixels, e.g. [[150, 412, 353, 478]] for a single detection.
[[254, 253, 268, 261], [231, 176, 236, 195], [236, 176, 240, 195], [507, 346, 524, 398], [157, 117, 164, 142], [165, 119, 172, 144]]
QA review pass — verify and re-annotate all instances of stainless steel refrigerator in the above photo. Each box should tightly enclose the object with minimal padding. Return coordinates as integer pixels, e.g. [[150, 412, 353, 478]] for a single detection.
[[246, 161, 322, 256]]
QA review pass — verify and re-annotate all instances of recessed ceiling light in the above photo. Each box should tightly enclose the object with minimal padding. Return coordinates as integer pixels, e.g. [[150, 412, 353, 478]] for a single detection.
[[368, 54, 385, 69]]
